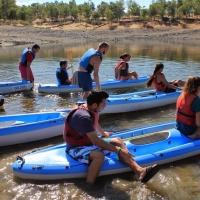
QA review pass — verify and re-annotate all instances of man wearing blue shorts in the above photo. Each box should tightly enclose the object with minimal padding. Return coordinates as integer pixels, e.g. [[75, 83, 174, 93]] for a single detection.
[[78, 42, 109, 99], [63, 90, 159, 184]]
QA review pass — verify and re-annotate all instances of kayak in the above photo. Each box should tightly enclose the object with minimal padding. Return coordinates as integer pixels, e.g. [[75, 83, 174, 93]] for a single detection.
[[77, 89, 182, 114], [0, 111, 70, 146], [12, 121, 199, 181], [0, 94, 4, 106], [0, 80, 33, 94], [38, 76, 149, 94]]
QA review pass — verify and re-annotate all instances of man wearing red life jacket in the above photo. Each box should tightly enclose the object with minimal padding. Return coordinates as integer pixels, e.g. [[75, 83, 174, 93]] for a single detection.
[[18, 44, 40, 83], [63, 90, 159, 184], [176, 76, 200, 139]]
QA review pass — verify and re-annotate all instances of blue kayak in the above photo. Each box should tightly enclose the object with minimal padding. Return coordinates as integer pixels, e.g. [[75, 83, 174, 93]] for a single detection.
[[12, 121, 200, 181], [0, 80, 33, 94], [38, 76, 149, 94], [77, 89, 182, 114], [0, 111, 70, 146]]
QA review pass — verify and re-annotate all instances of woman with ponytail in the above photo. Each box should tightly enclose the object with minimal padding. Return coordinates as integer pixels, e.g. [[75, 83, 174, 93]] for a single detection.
[[176, 76, 200, 139], [146, 63, 185, 93]]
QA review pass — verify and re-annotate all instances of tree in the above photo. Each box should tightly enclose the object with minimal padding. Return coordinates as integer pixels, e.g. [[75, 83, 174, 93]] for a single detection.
[[0, 0, 16, 20], [127, 0, 140, 16], [105, 7, 115, 26], [97, 2, 109, 19]]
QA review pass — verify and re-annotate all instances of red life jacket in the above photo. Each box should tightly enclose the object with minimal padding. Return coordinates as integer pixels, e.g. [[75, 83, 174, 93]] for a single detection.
[[115, 61, 128, 79], [63, 105, 98, 146], [176, 93, 197, 125], [152, 74, 166, 91]]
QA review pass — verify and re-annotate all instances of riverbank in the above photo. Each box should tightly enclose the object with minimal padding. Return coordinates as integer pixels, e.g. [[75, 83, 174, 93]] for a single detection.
[[0, 21, 200, 47]]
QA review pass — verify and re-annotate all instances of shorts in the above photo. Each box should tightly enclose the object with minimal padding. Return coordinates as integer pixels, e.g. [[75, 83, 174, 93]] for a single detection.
[[19, 64, 34, 80], [78, 71, 92, 91], [67, 138, 112, 164], [164, 87, 176, 93]]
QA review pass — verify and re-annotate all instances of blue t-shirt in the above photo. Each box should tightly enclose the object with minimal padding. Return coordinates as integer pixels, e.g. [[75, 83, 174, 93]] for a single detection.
[[176, 96, 200, 135], [66, 109, 95, 149]]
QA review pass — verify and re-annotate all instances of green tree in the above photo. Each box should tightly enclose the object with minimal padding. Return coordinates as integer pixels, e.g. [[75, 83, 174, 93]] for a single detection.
[[127, 0, 141, 16], [0, 0, 16, 20], [97, 2, 109, 19], [105, 7, 115, 25]]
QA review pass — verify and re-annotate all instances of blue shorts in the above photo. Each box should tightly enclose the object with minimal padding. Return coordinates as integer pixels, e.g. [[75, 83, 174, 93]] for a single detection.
[[78, 71, 92, 91]]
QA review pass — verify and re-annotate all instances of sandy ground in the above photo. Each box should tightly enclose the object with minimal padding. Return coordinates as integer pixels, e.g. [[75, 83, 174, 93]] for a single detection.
[[0, 21, 200, 47]]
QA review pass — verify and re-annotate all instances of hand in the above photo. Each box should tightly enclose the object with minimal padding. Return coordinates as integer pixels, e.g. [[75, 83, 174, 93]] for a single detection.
[[103, 131, 113, 138]]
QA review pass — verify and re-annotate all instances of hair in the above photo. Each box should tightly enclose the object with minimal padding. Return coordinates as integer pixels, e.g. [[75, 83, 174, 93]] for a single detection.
[[32, 44, 40, 49], [183, 76, 200, 96], [119, 53, 131, 59], [60, 60, 67, 67], [87, 90, 109, 106], [146, 63, 164, 88], [98, 42, 109, 49]]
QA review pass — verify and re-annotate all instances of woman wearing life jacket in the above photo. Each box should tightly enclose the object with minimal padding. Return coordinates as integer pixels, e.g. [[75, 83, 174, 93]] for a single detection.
[[18, 44, 40, 83], [56, 60, 72, 85], [146, 63, 185, 93], [115, 53, 138, 81], [63, 90, 159, 184], [176, 76, 200, 139]]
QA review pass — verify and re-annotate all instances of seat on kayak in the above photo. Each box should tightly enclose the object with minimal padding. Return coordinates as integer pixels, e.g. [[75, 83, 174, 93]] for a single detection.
[[130, 131, 169, 145]]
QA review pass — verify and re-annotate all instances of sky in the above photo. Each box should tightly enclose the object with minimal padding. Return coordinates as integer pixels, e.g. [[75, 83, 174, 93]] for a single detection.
[[16, 0, 152, 8]]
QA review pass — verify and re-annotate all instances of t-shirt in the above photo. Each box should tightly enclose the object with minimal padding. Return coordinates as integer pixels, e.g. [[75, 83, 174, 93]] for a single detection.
[[66, 109, 95, 149], [176, 96, 200, 135]]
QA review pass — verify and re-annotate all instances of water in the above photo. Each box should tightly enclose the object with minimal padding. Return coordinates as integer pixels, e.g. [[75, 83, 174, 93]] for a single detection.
[[0, 40, 200, 199]]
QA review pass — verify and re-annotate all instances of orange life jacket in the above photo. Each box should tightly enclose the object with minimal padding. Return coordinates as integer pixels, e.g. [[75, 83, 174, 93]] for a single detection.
[[63, 105, 98, 146], [176, 93, 197, 125], [115, 61, 128, 79], [152, 74, 166, 91]]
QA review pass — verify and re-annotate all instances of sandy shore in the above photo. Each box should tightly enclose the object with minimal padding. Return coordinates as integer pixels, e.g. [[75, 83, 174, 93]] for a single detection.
[[0, 22, 200, 47]]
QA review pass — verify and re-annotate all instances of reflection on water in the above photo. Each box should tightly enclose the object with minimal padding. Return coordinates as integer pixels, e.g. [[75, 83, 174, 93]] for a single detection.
[[0, 40, 200, 199]]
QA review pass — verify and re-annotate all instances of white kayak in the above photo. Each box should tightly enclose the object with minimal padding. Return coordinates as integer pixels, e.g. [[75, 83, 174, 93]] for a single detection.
[[76, 89, 182, 114], [0, 110, 70, 146], [38, 76, 149, 94], [0, 80, 33, 94]]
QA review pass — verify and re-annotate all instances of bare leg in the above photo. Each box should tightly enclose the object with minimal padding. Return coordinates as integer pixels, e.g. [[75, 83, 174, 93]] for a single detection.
[[83, 91, 90, 99], [87, 150, 105, 184], [110, 138, 157, 180]]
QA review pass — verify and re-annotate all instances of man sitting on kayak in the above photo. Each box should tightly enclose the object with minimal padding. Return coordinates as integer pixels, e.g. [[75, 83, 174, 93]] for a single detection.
[[63, 90, 159, 184]]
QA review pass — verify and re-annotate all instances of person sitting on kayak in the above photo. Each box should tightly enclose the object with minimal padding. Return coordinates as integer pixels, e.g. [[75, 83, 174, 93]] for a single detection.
[[56, 60, 72, 85], [146, 63, 185, 93], [115, 53, 138, 81], [176, 76, 200, 139], [63, 90, 159, 184]]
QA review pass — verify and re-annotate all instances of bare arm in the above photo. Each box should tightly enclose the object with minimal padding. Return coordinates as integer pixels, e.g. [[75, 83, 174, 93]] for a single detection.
[[195, 112, 200, 134], [159, 74, 181, 90], [87, 131, 118, 153], [91, 56, 101, 90], [96, 123, 113, 138], [117, 63, 125, 80]]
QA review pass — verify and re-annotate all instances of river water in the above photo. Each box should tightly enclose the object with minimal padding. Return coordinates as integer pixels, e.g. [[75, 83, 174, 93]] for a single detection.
[[0, 39, 200, 199]]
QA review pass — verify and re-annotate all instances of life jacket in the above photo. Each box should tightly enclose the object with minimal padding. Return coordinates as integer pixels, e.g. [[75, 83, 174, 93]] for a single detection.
[[79, 48, 102, 74], [20, 48, 36, 66], [63, 105, 98, 146], [56, 68, 68, 85], [152, 74, 166, 91], [115, 61, 128, 79], [176, 93, 197, 125]]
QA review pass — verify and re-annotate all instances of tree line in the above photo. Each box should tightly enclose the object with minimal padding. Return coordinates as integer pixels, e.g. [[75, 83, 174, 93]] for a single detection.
[[0, 0, 200, 25]]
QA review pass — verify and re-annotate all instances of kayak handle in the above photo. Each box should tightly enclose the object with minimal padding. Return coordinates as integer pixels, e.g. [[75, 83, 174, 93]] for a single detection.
[[17, 156, 25, 169]]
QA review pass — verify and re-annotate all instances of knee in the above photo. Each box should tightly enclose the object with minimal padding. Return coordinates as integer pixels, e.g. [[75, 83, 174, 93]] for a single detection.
[[90, 150, 105, 163], [111, 137, 124, 146]]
